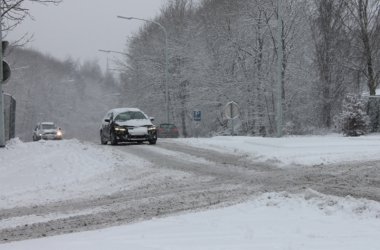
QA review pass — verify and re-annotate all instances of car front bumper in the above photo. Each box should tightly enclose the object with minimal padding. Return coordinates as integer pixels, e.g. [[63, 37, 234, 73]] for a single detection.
[[41, 134, 62, 140], [114, 127, 157, 142]]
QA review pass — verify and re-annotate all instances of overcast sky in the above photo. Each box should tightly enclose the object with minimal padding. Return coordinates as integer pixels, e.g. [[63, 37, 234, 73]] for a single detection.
[[6, 0, 169, 71]]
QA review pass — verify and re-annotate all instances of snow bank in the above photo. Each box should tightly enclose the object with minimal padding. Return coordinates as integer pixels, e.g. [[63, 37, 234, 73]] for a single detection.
[[1, 191, 379, 250], [0, 139, 152, 209], [174, 134, 380, 167]]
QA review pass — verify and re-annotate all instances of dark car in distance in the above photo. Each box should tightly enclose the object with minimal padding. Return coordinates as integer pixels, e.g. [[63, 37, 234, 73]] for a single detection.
[[157, 123, 179, 138], [100, 108, 157, 145]]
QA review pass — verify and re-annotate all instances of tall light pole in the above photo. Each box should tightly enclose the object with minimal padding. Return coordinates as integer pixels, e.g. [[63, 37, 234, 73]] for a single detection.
[[98, 49, 110, 72], [276, 0, 283, 137], [117, 15, 170, 124], [99, 49, 131, 57]]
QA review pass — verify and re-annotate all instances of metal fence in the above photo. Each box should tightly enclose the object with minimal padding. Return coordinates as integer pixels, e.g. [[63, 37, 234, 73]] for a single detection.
[[3, 93, 16, 141]]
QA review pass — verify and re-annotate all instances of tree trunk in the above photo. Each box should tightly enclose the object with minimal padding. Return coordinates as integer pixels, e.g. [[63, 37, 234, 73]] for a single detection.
[[358, 0, 377, 95]]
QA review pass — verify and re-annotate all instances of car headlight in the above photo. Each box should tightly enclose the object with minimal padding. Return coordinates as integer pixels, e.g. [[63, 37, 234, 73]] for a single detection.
[[148, 126, 156, 131], [114, 126, 127, 132], [56, 130, 63, 137]]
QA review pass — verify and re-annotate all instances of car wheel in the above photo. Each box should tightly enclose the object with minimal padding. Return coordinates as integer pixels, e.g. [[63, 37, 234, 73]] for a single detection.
[[110, 131, 118, 145], [100, 130, 107, 145], [148, 139, 157, 145]]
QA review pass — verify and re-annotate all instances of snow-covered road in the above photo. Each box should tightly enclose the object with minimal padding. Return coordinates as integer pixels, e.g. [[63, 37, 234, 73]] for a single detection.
[[1, 135, 380, 249]]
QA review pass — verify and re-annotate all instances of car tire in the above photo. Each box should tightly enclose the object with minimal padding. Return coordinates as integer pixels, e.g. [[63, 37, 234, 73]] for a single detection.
[[148, 139, 157, 145], [110, 131, 118, 145], [100, 131, 107, 145]]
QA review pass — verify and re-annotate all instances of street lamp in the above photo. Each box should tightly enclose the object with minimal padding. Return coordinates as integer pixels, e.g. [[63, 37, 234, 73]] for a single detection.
[[99, 49, 131, 57], [117, 15, 170, 124], [276, 0, 283, 137], [99, 49, 132, 73], [98, 49, 111, 72]]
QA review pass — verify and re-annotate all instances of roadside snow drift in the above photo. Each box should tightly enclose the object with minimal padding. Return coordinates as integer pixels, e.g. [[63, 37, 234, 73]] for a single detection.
[[1, 191, 380, 250], [0, 139, 189, 209], [174, 134, 380, 167]]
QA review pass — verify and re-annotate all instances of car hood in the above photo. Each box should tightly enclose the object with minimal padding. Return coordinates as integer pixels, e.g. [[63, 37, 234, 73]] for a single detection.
[[116, 119, 153, 127]]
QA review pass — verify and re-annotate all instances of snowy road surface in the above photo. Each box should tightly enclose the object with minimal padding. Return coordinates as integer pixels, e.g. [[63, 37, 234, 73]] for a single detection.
[[0, 135, 380, 248]]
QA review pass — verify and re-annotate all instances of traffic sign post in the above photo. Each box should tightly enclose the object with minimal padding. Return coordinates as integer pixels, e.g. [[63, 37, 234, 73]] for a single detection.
[[0, 6, 11, 147], [192, 110, 202, 137], [193, 110, 201, 122], [224, 101, 240, 136], [0, 7, 5, 147]]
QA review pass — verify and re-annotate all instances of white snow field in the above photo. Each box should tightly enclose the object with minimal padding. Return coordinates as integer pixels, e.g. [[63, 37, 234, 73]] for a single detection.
[[1, 134, 380, 249], [175, 133, 380, 167]]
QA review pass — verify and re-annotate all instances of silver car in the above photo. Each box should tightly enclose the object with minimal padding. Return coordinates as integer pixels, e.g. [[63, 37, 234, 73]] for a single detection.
[[33, 122, 63, 141]]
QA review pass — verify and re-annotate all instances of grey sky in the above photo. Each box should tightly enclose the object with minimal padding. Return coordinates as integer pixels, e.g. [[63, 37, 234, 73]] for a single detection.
[[7, 0, 168, 71]]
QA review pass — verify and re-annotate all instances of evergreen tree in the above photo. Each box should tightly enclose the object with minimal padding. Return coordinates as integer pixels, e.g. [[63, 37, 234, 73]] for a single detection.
[[334, 94, 370, 136]]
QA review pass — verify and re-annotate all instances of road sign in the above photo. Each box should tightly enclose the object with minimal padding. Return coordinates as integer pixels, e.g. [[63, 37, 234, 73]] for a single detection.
[[224, 101, 239, 119], [193, 110, 201, 121]]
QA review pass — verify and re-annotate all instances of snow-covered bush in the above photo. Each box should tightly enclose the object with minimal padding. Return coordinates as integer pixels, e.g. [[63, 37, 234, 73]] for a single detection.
[[334, 94, 370, 136]]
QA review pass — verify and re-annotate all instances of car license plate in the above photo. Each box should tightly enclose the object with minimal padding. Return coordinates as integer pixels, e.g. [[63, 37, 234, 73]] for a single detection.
[[130, 127, 148, 135]]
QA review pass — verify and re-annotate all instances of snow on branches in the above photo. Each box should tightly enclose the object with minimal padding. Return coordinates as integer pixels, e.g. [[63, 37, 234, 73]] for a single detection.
[[334, 94, 370, 136]]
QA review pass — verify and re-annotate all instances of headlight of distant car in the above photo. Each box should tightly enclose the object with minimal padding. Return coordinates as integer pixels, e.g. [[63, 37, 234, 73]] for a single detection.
[[56, 130, 63, 137]]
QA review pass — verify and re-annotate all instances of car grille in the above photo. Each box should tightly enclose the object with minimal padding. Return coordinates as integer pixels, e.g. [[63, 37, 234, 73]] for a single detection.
[[130, 135, 146, 139]]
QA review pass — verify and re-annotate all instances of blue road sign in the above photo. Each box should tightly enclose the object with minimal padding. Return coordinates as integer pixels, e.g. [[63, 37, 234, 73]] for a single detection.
[[193, 110, 201, 121]]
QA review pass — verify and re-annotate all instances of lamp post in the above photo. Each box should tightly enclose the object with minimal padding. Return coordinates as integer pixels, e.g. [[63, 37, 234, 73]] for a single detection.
[[276, 0, 283, 137], [99, 49, 132, 73], [99, 49, 131, 57], [98, 49, 111, 72], [117, 15, 170, 124]]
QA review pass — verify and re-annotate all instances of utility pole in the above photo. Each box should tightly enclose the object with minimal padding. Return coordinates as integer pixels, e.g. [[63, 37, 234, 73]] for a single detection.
[[276, 0, 283, 138], [0, 5, 5, 147]]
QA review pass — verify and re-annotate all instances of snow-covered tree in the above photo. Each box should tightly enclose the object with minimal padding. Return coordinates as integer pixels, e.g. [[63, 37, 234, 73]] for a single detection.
[[310, 0, 352, 128], [344, 0, 380, 96], [334, 94, 370, 136], [4, 47, 121, 141], [118, 0, 380, 137], [1, 0, 62, 46]]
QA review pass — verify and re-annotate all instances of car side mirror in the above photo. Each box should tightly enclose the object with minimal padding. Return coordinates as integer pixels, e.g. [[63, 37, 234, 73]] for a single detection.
[[104, 118, 110, 123], [150, 117, 155, 122]]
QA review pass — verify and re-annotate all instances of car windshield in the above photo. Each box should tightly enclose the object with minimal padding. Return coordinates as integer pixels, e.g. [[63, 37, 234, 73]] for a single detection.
[[41, 124, 56, 130], [114, 111, 146, 121]]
